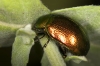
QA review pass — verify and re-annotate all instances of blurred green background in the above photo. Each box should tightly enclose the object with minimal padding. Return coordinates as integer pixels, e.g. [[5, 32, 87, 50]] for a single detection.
[[0, 0, 100, 66], [41, 0, 100, 10]]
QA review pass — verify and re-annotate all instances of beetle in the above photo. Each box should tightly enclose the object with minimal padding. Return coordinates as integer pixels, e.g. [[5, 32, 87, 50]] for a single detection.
[[32, 14, 90, 56]]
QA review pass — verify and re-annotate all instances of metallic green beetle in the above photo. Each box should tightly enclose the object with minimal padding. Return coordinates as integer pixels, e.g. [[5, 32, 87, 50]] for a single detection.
[[32, 14, 90, 56]]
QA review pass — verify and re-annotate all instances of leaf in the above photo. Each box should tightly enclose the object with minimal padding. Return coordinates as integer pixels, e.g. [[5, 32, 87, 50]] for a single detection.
[[0, 0, 50, 47], [11, 24, 36, 66], [0, 21, 22, 47], [40, 36, 66, 66], [0, 0, 50, 24], [65, 55, 87, 63]]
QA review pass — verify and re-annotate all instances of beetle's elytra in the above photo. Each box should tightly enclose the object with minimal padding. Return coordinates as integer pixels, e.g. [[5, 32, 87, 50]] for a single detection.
[[32, 14, 90, 56]]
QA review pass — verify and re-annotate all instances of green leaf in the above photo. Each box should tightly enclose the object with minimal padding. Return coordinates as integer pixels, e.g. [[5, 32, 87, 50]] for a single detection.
[[0, 0, 50, 24], [11, 24, 36, 66], [0, 0, 50, 47], [65, 55, 87, 63], [0, 21, 22, 47], [40, 36, 66, 66]]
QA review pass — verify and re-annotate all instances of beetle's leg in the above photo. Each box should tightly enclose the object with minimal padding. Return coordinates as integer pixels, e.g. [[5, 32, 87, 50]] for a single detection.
[[43, 35, 50, 48], [34, 35, 40, 43], [56, 42, 68, 58], [38, 33, 45, 39], [34, 32, 50, 48]]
